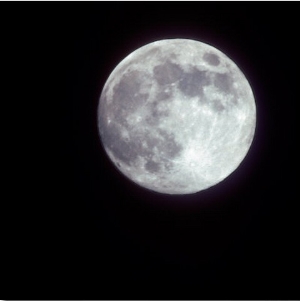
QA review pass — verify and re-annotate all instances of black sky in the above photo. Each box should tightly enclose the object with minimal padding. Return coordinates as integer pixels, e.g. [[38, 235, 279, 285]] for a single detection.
[[4, 2, 299, 300]]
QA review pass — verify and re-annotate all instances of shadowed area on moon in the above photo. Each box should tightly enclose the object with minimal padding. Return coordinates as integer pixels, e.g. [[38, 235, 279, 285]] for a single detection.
[[153, 61, 183, 85], [178, 68, 210, 97], [203, 52, 220, 66], [214, 72, 233, 93]]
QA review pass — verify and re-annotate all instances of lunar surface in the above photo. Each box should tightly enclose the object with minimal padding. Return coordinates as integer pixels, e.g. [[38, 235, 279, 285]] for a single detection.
[[97, 39, 256, 194]]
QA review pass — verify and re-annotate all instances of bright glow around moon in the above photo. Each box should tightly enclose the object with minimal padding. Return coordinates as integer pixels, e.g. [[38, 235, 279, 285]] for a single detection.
[[97, 39, 256, 194]]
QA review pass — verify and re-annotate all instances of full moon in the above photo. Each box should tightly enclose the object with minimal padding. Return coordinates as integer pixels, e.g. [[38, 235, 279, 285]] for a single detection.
[[97, 39, 256, 194]]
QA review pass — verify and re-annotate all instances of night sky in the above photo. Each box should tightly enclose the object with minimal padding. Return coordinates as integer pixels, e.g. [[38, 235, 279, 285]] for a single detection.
[[4, 2, 298, 300]]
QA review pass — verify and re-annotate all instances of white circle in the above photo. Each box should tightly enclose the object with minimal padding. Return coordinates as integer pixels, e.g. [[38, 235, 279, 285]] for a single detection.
[[98, 39, 256, 195]]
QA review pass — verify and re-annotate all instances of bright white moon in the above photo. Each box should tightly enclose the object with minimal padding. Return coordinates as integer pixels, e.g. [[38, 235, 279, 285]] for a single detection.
[[97, 39, 256, 194]]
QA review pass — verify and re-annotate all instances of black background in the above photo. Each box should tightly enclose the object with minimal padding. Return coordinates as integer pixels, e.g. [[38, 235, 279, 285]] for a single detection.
[[4, 2, 299, 300]]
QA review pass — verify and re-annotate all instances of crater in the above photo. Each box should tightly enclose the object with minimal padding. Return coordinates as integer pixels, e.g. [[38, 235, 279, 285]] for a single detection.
[[178, 68, 209, 97], [153, 61, 183, 85], [203, 52, 220, 66]]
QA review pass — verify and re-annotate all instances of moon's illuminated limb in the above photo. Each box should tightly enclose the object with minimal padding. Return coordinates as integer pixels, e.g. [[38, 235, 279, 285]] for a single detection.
[[98, 39, 256, 195]]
